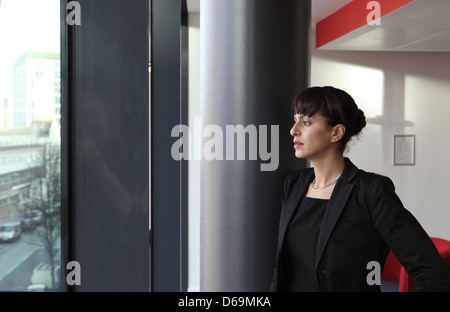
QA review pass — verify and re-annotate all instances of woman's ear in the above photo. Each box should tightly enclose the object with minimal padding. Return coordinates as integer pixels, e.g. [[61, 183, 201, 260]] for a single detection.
[[332, 124, 345, 142]]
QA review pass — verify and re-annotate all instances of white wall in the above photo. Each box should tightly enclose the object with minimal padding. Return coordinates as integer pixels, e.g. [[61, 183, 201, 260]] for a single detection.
[[311, 49, 450, 240]]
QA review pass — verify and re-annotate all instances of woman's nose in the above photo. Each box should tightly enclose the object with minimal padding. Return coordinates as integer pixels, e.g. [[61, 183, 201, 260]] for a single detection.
[[290, 123, 300, 137]]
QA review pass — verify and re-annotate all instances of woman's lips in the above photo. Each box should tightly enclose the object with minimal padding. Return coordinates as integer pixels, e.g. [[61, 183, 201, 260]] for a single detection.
[[293, 141, 303, 148]]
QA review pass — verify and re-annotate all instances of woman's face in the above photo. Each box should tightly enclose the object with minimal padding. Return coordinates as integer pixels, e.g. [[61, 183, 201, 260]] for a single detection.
[[290, 112, 338, 160]]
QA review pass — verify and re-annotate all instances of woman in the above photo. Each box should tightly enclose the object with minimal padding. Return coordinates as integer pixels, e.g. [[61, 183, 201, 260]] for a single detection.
[[270, 86, 450, 292]]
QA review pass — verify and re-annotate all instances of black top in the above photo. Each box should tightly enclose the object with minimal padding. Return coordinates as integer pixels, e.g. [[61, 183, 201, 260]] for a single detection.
[[286, 197, 328, 292]]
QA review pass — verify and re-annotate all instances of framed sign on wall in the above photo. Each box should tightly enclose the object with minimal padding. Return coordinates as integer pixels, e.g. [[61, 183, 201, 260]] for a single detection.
[[394, 134, 415, 166]]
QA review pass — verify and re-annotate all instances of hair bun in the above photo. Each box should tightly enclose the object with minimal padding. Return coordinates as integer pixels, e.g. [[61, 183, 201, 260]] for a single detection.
[[353, 109, 366, 136]]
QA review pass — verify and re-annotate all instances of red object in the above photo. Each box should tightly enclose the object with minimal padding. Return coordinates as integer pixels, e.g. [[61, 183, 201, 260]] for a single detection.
[[316, 0, 415, 48], [381, 237, 450, 291]]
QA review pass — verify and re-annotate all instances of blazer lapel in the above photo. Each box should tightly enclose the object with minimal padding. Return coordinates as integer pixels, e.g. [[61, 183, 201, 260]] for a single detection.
[[315, 159, 357, 269]]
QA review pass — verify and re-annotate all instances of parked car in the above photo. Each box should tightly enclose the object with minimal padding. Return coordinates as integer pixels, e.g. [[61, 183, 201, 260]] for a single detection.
[[26, 284, 48, 292], [28, 263, 60, 291], [0, 221, 22, 242], [21, 217, 36, 231]]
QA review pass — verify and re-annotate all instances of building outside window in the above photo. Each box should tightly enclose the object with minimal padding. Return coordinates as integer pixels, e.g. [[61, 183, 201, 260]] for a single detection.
[[0, 0, 61, 292]]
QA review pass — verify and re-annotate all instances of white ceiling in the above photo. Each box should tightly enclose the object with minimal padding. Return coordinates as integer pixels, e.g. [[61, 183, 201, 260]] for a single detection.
[[317, 0, 450, 51], [312, 0, 352, 24], [187, 0, 450, 51]]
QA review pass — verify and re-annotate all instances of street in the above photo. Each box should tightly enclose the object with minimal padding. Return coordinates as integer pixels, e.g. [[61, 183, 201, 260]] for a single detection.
[[0, 226, 60, 291]]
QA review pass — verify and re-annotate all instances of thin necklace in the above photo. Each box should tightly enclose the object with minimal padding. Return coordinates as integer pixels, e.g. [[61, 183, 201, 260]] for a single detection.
[[311, 172, 343, 192]]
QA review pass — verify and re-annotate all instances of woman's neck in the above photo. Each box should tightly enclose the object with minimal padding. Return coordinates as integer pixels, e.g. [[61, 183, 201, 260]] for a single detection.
[[310, 155, 346, 187]]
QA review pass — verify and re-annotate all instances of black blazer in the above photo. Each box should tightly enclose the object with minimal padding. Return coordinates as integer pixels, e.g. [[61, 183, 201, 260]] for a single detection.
[[270, 158, 450, 292]]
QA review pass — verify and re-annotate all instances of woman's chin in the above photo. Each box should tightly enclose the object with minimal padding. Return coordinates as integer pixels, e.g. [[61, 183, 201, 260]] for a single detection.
[[294, 151, 306, 159]]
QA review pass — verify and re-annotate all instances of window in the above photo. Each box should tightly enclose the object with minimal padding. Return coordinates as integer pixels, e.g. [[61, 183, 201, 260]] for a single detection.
[[0, 0, 61, 291]]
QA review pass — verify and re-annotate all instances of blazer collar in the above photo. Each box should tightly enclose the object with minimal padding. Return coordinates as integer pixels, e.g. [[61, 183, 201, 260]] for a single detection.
[[337, 157, 358, 184]]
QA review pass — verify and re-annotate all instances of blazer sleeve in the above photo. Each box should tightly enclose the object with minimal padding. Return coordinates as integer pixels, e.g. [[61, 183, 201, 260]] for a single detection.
[[369, 175, 450, 291]]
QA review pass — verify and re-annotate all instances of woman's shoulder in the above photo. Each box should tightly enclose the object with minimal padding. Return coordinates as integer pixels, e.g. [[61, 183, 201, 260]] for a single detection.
[[281, 167, 313, 198], [355, 167, 386, 180], [340, 159, 396, 191], [353, 166, 395, 190]]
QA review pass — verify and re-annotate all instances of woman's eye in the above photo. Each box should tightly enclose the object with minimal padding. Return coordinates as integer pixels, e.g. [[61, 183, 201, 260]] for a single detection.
[[303, 121, 311, 126]]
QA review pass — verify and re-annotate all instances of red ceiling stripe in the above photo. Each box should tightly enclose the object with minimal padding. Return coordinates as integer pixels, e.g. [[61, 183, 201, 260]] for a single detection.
[[316, 0, 415, 48]]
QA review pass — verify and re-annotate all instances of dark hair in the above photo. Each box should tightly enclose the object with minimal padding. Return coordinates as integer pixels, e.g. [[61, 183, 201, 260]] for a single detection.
[[291, 86, 366, 153]]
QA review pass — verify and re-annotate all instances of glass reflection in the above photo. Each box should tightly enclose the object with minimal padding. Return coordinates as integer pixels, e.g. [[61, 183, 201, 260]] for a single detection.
[[0, 0, 61, 291]]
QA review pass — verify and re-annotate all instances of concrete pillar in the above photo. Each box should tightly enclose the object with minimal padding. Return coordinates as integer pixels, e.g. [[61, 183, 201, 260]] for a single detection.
[[200, 0, 310, 291]]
